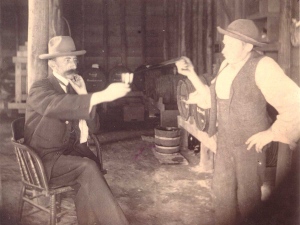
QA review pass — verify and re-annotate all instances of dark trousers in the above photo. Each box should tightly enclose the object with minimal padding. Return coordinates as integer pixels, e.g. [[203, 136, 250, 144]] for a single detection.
[[212, 99, 266, 225], [212, 142, 265, 225], [49, 143, 129, 225]]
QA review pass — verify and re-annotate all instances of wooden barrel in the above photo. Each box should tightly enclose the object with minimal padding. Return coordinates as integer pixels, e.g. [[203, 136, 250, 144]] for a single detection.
[[155, 75, 184, 105], [155, 145, 180, 154], [189, 75, 209, 131], [154, 127, 181, 154], [177, 78, 196, 121], [108, 65, 131, 83], [192, 106, 209, 131], [154, 126, 181, 138], [83, 64, 107, 92]]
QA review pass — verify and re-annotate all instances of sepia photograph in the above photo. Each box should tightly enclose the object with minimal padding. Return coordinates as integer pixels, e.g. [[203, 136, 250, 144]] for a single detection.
[[0, 0, 299, 224]]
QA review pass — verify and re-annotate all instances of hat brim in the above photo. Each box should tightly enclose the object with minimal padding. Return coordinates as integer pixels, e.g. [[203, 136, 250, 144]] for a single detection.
[[217, 26, 267, 47], [39, 50, 86, 59]]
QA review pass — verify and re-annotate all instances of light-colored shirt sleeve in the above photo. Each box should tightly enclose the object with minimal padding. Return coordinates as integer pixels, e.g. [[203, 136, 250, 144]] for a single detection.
[[255, 57, 300, 148]]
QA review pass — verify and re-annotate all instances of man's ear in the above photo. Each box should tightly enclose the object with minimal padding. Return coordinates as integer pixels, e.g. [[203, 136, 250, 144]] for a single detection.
[[245, 43, 254, 52], [48, 60, 56, 70]]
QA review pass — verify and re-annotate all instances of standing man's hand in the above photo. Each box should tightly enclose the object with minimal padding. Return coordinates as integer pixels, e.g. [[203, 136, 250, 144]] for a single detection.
[[245, 129, 274, 153], [102, 83, 131, 102], [68, 75, 88, 95], [175, 57, 197, 78]]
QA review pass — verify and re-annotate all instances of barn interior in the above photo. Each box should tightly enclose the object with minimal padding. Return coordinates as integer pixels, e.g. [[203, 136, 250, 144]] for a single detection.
[[0, 0, 299, 224]]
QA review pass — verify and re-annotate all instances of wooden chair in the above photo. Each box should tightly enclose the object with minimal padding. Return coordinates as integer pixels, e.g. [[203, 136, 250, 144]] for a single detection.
[[11, 117, 104, 225]]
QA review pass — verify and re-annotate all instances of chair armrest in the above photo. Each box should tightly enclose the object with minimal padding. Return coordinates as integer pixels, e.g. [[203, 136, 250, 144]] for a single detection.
[[89, 133, 106, 174]]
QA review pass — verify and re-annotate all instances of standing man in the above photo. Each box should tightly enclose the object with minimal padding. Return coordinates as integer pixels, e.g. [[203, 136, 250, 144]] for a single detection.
[[176, 19, 300, 225], [24, 36, 130, 225]]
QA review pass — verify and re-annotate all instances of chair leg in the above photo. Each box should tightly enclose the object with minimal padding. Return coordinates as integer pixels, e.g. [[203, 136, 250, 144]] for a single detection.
[[18, 185, 25, 222], [50, 194, 56, 225], [56, 194, 62, 223]]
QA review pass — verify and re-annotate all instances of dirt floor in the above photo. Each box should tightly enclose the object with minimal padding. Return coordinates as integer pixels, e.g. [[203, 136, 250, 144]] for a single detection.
[[0, 112, 214, 225], [0, 111, 299, 225]]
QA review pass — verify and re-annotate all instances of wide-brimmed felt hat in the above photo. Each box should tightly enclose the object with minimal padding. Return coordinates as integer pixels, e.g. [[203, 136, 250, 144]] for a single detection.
[[217, 19, 267, 47], [39, 36, 86, 59]]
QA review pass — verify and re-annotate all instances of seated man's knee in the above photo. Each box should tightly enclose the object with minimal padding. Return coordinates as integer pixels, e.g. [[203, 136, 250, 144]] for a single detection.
[[80, 157, 98, 172]]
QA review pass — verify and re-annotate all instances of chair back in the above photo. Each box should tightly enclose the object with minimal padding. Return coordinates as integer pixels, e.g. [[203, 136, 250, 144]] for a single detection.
[[11, 118, 49, 192]]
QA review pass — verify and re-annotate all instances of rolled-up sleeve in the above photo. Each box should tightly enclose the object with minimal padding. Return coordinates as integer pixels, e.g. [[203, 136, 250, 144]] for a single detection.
[[255, 57, 300, 147]]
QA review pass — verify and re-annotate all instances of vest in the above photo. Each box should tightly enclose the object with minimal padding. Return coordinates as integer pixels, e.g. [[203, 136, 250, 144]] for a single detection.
[[208, 52, 270, 146]]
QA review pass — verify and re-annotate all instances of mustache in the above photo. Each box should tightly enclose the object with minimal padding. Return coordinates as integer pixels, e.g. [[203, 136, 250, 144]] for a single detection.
[[64, 69, 78, 75]]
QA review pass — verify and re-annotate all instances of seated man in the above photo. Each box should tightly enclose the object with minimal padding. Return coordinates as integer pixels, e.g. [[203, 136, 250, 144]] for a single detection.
[[24, 36, 130, 225]]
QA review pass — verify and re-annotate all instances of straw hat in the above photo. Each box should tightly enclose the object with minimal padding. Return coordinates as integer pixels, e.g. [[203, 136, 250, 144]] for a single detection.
[[217, 19, 267, 47], [39, 36, 86, 59]]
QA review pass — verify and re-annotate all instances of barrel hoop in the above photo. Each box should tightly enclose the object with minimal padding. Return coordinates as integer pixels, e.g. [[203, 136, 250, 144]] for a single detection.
[[155, 135, 180, 141]]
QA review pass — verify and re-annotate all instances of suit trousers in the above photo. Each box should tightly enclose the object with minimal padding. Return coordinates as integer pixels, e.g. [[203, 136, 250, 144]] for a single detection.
[[49, 144, 129, 225]]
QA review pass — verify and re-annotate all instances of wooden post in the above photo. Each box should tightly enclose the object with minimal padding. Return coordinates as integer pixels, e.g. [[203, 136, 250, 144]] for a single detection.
[[28, 0, 49, 90], [276, 0, 293, 187], [163, 0, 168, 60], [278, 0, 292, 75], [49, 0, 64, 39], [174, 0, 179, 57], [192, 0, 198, 71], [197, 0, 204, 75], [180, 127, 189, 152], [102, 0, 109, 71], [141, 0, 146, 64], [220, 0, 233, 23], [184, 0, 191, 59], [15, 0, 19, 51], [81, 0, 85, 66], [177, 0, 182, 56], [0, 0, 2, 70], [181, 0, 187, 56], [206, 0, 213, 75], [234, 0, 244, 19], [120, 0, 127, 67]]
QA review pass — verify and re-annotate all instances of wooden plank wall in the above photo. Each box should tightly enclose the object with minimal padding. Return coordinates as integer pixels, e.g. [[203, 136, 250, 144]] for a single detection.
[[62, 0, 209, 77], [0, 0, 28, 71], [0, 0, 211, 78]]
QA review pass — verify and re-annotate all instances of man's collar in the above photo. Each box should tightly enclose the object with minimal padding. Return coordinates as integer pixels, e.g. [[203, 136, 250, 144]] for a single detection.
[[53, 71, 69, 86]]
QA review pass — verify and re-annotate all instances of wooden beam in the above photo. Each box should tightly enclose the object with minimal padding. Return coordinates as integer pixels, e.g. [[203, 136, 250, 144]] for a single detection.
[[81, 0, 85, 66], [181, 0, 187, 56], [192, 0, 198, 71], [278, 0, 292, 75], [234, 0, 244, 19], [220, 0, 233, 22], [0, 0, 2, 69], [197, 0, 204, 75], [206, 0, 213, 75], [49, 0, 64, 39], [120, 0, 127, 67], [177, 0, 182, 56], [15, 0, 19, 51], [276, 0, 293, 187], [174, 0, 179, 57], [163, 0, 168, 60], [141, 0, 146, 64], [102, 0, 109, 71], [28, 0, 49, 90]]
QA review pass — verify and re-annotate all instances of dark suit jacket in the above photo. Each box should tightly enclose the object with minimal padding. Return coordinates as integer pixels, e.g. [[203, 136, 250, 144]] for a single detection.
[[24, 74, 100, 180]]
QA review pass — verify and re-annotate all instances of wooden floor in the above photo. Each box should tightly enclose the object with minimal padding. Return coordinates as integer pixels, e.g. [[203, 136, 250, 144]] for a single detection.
[[0, 112, 299, 225]]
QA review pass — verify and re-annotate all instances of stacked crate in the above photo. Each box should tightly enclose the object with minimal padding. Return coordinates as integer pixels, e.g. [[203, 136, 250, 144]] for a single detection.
[[12, 42, 27, 104]]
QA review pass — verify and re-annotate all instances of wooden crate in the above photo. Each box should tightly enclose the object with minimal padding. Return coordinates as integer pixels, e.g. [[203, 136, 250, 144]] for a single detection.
[[12, 43, 27, 103], [123, 103, 145, 122]]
